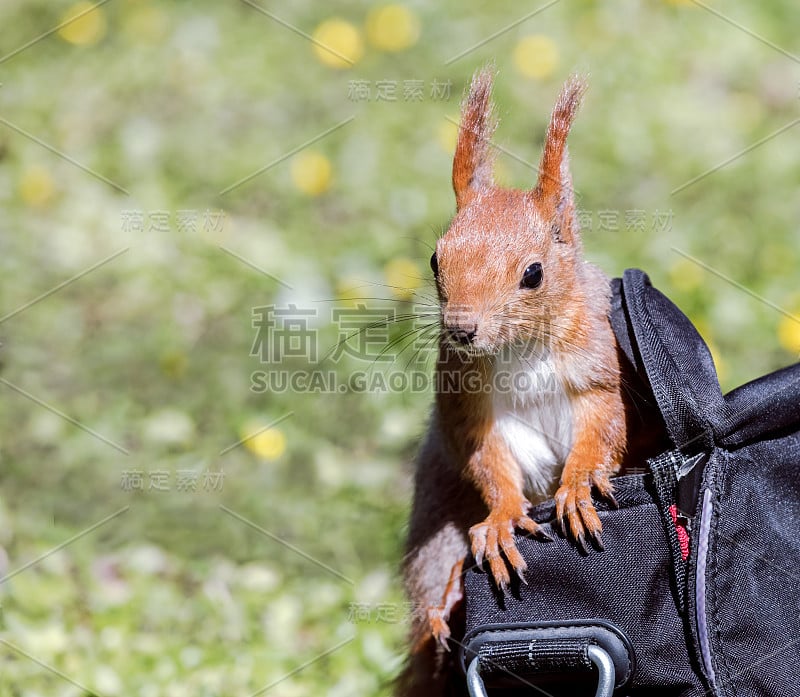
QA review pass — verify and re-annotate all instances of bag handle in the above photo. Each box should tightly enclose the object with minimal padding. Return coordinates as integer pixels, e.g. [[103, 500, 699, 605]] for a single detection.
[[466, 642, 615, 697], [461, 621, 634, 695]]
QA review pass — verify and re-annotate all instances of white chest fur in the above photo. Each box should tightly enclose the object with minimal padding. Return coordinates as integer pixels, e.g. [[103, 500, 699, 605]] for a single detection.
[[491, 350, 574, 500]]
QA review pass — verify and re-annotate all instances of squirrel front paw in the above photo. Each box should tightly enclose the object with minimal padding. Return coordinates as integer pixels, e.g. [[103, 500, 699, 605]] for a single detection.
[[469, 506, 551, 589], [554, 470, 617, 551]]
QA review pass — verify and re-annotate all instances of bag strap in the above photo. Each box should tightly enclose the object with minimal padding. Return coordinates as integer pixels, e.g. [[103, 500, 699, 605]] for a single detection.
[[617, 269, 725, 452], [615, 269, 800, 449]]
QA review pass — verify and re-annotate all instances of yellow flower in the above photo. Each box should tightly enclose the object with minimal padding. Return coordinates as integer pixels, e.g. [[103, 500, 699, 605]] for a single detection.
[[778, 314, 800, 354], [241, 422, 287, 461], [513, 35, 559, 80], [437, 117, 459, 153], [366, 5, 420, 52], [122, 2, 169, 44], [290, 151, 332, 196], [312, 19, 364, 69], [384, 257, 422, 300], [668, 257, 704, 294], [19, 166, 55, 207], [58, 1, 108, 46]]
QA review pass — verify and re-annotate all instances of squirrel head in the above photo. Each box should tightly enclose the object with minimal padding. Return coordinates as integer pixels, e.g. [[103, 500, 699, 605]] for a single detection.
[[433, 67, 589, 358]]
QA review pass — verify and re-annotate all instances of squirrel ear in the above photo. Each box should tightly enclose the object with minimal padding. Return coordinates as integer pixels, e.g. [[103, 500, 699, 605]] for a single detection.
[[452, 67, 497, 210], [531, 75, 587, 244]]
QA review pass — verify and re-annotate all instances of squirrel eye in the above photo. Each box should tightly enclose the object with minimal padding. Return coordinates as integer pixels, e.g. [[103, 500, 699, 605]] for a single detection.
[[521, 262, 543, 289], [430, 252, 439, 277]]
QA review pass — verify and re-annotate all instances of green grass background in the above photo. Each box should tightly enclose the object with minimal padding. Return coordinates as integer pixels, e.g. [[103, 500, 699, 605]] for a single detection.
[[0, 0, 798, 694]]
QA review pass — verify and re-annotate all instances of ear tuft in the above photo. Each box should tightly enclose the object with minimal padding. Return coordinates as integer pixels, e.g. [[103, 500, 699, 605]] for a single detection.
[[452, 66, 497, 210], [533, 75, 587, 234]]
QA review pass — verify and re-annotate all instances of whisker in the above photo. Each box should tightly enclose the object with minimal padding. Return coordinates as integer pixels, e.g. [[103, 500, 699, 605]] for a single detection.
[[313, 296, 438, 307], [368, 321, 440, 371], [340, 278, 439, 305], [402, 324, 442, 372], [320, 313, 438, 363], [399, 235, 436, 253]]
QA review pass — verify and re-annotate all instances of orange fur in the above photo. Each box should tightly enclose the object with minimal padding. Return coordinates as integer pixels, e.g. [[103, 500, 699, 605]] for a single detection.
[[452, 69, 496, 210]]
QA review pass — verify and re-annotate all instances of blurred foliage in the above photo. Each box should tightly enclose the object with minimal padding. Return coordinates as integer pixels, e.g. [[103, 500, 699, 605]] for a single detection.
[[0, 0, 797, 693]]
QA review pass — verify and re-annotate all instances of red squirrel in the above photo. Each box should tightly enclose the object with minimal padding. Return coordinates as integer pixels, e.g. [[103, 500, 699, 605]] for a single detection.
[[397, 68, 632, 696]]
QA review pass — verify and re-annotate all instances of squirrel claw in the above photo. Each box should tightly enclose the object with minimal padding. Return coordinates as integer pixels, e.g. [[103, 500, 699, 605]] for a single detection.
[[488, 554, 512, 589], [517, 513, 552, 542], [592, 473, 618, 508], [594, 533, 606, 552], [555, 479, 606, 551], [470, 508, 542, 589]]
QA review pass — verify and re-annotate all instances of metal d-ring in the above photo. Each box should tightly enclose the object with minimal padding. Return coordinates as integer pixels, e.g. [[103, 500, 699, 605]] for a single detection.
[[466, 644, 616, 697], [466, 655, 488, 697], [587, 644, 616, 697]]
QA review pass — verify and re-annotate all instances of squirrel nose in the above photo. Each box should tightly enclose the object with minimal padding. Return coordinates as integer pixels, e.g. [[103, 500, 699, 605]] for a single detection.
[[446, 324, 478, 345]]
